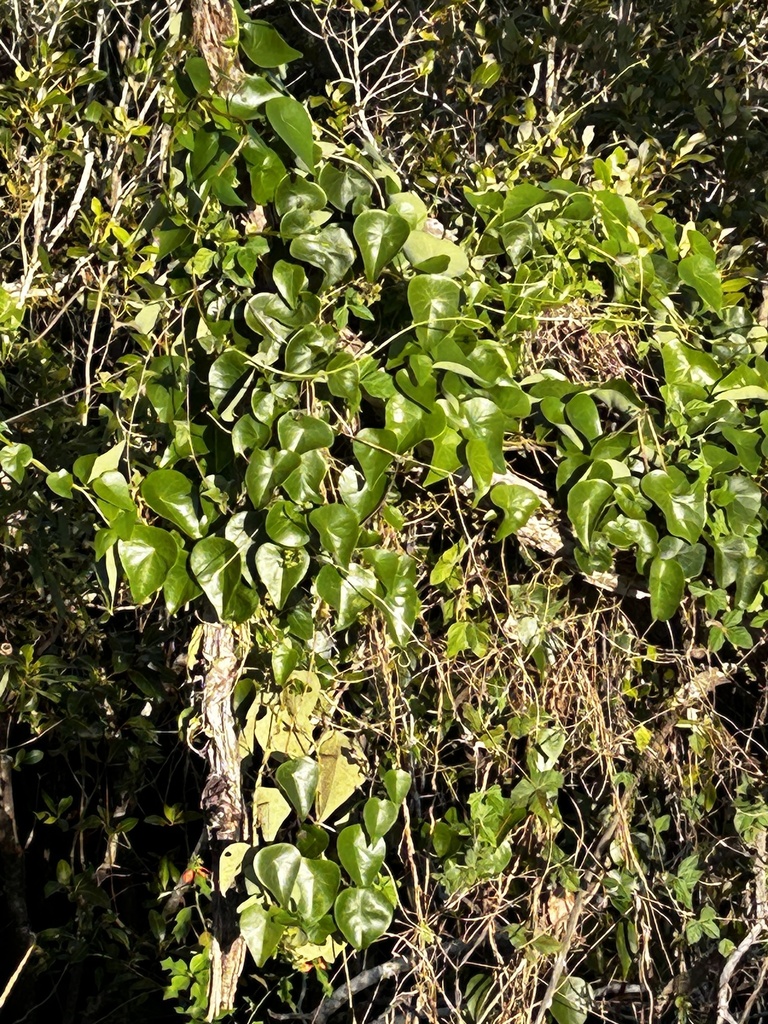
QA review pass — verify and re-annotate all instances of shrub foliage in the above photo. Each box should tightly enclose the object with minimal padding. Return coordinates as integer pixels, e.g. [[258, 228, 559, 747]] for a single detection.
[[2, 2, 768, 1023]]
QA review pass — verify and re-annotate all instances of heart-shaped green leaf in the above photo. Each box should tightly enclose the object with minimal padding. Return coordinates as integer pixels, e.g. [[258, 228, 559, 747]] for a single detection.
[[383, 769, 411, 805], [678, 253, 722, 314], [239, 901, 284, 967], [310, 505, 360, 567], [403, 231, 468, 277], [291, 858, 341, 923], [490, 484, 542, 541], [407, 274, 461, 345], [649, 555, 685, 621], [333, 887, 393, 949], [388, 192, 428, 230], [318, 163, 372, 211], [277, 413, 335, 454], [226, 76, 282, 119], [266, 96, 315, 172], [265, 500, 310, 548], [141, 469, 204, 538], [253, 843, 302, 906], [255, 542, 310, 609], [245, 449, 301, 508], [290, 225, 356, 290], [240, 21, 302, 67], [567, 479, 613, 550], [363, 798, 398, 843], [641, 468, 706, 544], [276, 756, 319, 820], [337, 824, 386, 887], [118, 525, 178, 604], [191, 537, 256, 622], [353, 209, 410, 281]]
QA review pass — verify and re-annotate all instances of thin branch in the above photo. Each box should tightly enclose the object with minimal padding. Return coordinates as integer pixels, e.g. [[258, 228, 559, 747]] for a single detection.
[[0, 945, 37, 1013]]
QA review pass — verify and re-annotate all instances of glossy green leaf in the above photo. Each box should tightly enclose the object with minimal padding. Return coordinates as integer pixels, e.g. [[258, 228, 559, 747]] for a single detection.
[[253, 843, 302, 906], [337, 825, 386, 887], [240, 21, 302, 67], [274, 176, 327, 216], [141, 470, 204, 538], [403, 230, 468, 277], [714, 535, 747, 589], [239, 901, 284, 967], [388, 192, 428, 230], [310, 505, 359, 567], [163, 544, 202, 615], [712, 475, 761, 536], [265, 500, 310, 548], [255, 542, 310, 609], [354, 209, 410, 281], [290, 225, 356, 289], [334, 887, 393, 950], [297, 826, 329, 860], [353, 428, 397, 485], [46, 469, 74, 499], [282, 450, 328, 504], [641, 468, 707, 544], [735, 554, 768, 609], [567, 479, 613, 550], [550, 976, 593, 1024], [649, 556, 685, 621], [501, 182, 549, 220], [0, 442, 33, 484], [209, 350, 251, 417], [490, 484, 542, 541], [190, 537, 255, 622], [118, 525, 177, 604], [565, 393, 602, 442], [93, 471, 135, 512], [276, 757, 319, 820], [678, 253, 722, 314], [227, 75, 282, 118], [232, 414, 270, 457], [291, 858, 340, 923], [363, 549, 419, 644], [246, 449, 301, 508], [265, 96, 315, 173], [467, 438, 494, 499], [363, 798, 398, 843], [272, 260, 307, 308], [660, 337, 720, 386], [383, 769, 411, 805], [277, 413, 335, 453], [184, 56, 210, 94], [314, 563, 377, 630], [407, 274, 461, 344], [318, 163, 372, 211]]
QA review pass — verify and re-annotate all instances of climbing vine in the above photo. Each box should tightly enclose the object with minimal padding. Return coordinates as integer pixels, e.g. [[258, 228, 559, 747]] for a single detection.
[[3, 2, 768, 1023]]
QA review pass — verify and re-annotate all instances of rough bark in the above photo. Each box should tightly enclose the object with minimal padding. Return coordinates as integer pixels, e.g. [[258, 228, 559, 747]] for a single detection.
[[190, 0, 243, 88], [186, 3, 248, 1015], [197, 621, 248, 1020]]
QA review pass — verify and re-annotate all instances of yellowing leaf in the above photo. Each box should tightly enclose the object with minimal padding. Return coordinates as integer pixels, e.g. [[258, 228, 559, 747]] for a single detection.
[[315, 731, 366, 822], [254, 786, 292, 841], [219, 842, 251, 893], [240, 672, 321, 759]]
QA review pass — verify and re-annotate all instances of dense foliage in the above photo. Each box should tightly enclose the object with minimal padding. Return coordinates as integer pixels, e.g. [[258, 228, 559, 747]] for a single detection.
[[2, 2, 768, 1024]]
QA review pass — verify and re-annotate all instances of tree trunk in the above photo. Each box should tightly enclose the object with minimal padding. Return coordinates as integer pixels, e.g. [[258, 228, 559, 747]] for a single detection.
[[187, 4, 247, 1015], [198, 621, 248, 1020]]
